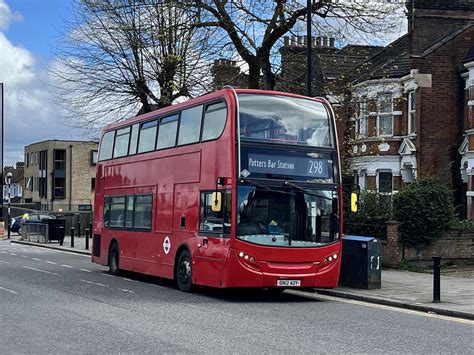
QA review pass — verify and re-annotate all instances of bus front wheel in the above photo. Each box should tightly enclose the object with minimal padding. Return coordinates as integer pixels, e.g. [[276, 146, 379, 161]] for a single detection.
[[109, 242, 120, 276], [176, 250, 193, 292]]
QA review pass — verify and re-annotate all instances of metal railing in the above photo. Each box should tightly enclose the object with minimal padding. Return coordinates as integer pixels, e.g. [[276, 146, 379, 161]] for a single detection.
[[20, 223, 48, 243]]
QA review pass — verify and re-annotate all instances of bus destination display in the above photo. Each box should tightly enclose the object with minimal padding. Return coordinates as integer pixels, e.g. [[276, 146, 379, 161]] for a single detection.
[[246, 153, 330, 179]]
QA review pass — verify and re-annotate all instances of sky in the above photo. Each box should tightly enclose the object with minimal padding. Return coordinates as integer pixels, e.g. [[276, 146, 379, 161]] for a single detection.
[[0, 0, 87, 167], [0, 0, 407, 168]]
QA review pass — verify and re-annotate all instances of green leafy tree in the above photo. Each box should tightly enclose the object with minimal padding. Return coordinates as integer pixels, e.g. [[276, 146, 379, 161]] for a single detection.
[[393, 177, 455, 247]]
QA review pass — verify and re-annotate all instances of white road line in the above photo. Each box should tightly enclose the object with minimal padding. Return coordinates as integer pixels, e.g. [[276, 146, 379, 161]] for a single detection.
[[120, 289, 135, 293], [32, 258, 42, 261], [45, 261, 57, 265], [21, 255, 28, 258], [0, 286, 19, 295], [288, 290, 474, 325], [95, 283, 107, 287], [9, 253, 17, 256], [0, 251, 7, 254], [22, 266, 59, 276], [102, 273, 113, 277], [121, 277, 137, 283], [80, 269, 92, 273], [0, 260, 10, 264], [61, 264, 73, 268], [80, 279, 109, 288], [80, 279, 94, 284]]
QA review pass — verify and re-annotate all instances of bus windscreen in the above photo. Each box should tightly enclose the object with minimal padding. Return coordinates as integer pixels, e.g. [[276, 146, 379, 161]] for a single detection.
[[238, 94, 332, 147]]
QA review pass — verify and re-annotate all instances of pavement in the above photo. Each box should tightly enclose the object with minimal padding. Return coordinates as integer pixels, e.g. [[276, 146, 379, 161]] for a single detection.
[[3, 232, 473, 320]]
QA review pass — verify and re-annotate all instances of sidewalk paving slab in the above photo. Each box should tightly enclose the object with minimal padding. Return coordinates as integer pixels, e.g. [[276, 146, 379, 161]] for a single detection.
[[3, 233, 473, 320]]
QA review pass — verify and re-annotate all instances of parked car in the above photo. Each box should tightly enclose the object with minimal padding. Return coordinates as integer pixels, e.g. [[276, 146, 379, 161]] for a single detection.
[[10, 213, 56, 234]]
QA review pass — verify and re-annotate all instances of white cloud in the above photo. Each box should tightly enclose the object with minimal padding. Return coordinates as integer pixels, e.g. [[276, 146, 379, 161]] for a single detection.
[[0, 0, 21, 30], [1, 12, 86, 166]]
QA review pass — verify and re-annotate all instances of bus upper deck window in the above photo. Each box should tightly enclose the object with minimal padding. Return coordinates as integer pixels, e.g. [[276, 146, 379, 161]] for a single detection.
[[202, 102, 227, 141]]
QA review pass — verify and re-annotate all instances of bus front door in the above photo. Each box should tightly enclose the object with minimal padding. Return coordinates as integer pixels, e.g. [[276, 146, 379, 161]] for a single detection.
[[194, 235, 230, 287]]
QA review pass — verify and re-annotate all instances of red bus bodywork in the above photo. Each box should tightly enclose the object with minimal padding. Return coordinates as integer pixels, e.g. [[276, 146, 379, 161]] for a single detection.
[[92, 89, 342, 289]]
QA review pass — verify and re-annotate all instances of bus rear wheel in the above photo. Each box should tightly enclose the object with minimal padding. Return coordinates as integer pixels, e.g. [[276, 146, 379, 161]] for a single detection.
[[176, 250, 193, 292], [109, 242, 120, 276]]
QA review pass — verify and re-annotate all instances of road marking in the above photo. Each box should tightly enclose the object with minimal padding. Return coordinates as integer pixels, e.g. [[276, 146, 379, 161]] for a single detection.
[[0, 251, 7, 254], [22, 266, 59, 276], [121, 277, 137, 283], [9, 253, 17, 256], [61, 264, 73, 268], [288, 290, 474, 325], [81, 279, 109, 288], [32, 258, 42, 261], [0, 286, 19, 295], [45, 261, 57, 265], [120, 288, 135, 293], [102, 273, 113, 277], [21, 255, 28, 258], [80, 269, 92, 273], [0, 260, 10, 264]]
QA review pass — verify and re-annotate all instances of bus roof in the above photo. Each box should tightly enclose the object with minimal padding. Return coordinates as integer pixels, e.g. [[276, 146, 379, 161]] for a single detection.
[[102, 89, 330, 133]]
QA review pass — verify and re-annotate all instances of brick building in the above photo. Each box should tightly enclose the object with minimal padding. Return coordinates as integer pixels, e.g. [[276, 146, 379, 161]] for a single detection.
[[348, 0, 474, 218], [2, 162, 24, 203], [23, 140, 98, 212]]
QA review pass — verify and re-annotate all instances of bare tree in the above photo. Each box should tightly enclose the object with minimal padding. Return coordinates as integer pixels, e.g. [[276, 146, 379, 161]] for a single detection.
[[192, 0, 404, 90], [50, 0, 218, 130]]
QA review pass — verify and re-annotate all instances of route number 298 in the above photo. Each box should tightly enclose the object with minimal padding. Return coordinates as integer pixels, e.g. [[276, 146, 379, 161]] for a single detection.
[[308, 160, 324, 175]]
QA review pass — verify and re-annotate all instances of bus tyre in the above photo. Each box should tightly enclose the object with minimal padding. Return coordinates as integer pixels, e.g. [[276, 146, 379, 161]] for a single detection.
[[176, 250, 193, 292], [109, 243, 120, 276]]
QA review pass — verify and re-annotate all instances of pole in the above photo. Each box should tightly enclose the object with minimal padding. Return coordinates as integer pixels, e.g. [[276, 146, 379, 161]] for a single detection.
[[77, 221, 81, 239], [306, 0, 312, 97], [433, 256, 441, 303], [7, 175, 11, 240], [70, 227, 75, 248]]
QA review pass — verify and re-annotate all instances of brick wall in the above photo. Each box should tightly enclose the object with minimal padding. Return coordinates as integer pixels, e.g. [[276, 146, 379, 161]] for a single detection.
[[382, 222, 474, 266], [413, 27, 474, 190]]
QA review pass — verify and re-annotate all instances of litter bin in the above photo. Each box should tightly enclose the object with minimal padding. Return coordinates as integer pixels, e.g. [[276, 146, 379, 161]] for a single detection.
[[43, 218, 66, 245], [339, 235, 381, 289]]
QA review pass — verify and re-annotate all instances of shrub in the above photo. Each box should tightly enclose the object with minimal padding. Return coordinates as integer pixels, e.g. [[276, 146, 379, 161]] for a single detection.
[[393, 177, 455, 247], [344, 191, 392, 240]]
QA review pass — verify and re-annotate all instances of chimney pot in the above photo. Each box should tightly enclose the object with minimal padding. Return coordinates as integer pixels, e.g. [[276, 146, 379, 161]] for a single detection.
[[330, 37, 335, 47], [284, 36, 289, 46], [322, 36, 328, 47], [291, 36, 296, 47], [316, 37, 321, 47], [297, 36, 303, 46]]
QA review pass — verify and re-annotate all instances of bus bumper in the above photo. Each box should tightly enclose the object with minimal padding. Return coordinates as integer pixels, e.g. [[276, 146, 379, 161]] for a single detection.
[[222, 248, 340, 289]]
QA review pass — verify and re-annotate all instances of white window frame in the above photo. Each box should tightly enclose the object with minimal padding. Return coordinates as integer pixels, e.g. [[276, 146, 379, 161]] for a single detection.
[[357, 100, 368, 138], [408, 91, 416, 134], [377, 94, 393, 137]]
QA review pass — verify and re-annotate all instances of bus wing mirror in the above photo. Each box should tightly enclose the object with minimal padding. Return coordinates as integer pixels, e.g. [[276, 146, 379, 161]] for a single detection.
[[211, 192, 222, 212], [350, 192, 358, 213]]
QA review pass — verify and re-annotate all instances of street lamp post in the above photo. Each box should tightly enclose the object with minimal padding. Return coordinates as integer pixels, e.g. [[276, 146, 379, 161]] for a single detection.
[[307, 0, 312, 97], [5, 171, 12, 239]]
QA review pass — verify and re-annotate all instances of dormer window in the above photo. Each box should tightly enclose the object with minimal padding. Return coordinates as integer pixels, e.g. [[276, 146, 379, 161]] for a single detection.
[[377, 94, 393, 136]]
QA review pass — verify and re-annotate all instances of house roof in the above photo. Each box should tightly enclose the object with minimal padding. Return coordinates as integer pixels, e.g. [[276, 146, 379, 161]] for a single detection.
[[352, 24, 474, 84]]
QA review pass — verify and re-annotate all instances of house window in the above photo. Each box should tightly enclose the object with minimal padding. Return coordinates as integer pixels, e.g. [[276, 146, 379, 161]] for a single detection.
[[378, 171, 393, 193], [54, 149, 66, 171], [54, 177, 66, 199], [91, 150, 98, 166], [377, 94, 393, 136], [408, 91, 416, 134], [357, 101, 368, 138]]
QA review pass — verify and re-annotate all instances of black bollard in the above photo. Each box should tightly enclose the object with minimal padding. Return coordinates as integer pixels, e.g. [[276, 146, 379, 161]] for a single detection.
[[70, 227, 75, 248], [85, 228, 89, 250], [77, 221, 81, 239], [433, 256, 441, 303], [89, 223, 92, 238]]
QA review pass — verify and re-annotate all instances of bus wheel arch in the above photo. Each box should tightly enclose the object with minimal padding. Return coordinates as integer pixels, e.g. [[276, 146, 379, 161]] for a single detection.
[[108, 239, 120, 276], [174, 245, 193, 292]]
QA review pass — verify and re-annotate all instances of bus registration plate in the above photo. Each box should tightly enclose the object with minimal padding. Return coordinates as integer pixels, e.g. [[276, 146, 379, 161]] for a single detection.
[[277, 280, 301, 287]]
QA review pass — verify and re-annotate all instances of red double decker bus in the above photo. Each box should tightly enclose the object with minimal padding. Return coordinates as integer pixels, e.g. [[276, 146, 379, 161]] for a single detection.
[[92, 89, 342, 292]]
